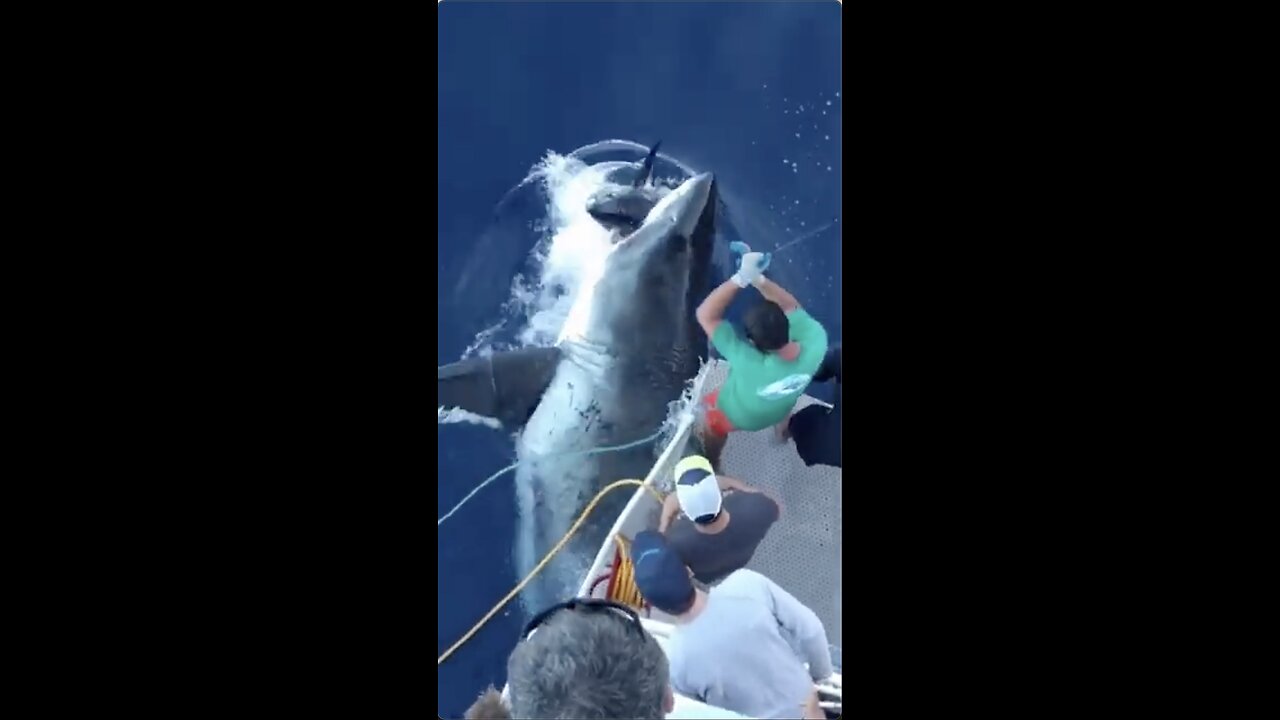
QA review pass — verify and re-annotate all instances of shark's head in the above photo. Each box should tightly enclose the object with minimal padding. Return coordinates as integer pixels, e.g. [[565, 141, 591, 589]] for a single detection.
[[585, 142, 667, 236], [585, 184, 666, 235], [586, 172, 716, 347]]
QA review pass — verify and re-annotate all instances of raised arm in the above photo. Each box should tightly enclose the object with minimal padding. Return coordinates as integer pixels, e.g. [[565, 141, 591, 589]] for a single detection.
[[753, 277, 801, 313], [695, 278, 744, 338], [699, 247, 772, 337]]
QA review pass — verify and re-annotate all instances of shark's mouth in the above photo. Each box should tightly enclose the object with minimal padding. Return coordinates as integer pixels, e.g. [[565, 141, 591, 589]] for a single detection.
[[586, 210, 641, 234]]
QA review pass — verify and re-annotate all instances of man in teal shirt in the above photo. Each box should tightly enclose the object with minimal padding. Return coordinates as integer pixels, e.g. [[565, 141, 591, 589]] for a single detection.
[[694, 247, 828, 468]]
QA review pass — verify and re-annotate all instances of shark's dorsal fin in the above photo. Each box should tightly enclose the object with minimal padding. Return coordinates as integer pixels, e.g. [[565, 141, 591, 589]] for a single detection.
[[633, 141, 662, 188]]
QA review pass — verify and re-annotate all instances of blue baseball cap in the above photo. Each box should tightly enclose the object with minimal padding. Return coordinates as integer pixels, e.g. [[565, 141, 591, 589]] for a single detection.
[[630, 530, 695, 614]]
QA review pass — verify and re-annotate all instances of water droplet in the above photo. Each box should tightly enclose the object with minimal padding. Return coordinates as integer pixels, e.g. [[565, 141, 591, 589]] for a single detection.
[[826, 165, 832, 171], [800, 221, 806, 226], [763, 83, 768, 88], [783, 158, 789, 165], [795, 132, 800, 138], [794, 199, 800, 205], [824, 135, 830, 140], [821, 110, 826, 115], [835, 92, 840, 97], [826, 100, 832, 106]]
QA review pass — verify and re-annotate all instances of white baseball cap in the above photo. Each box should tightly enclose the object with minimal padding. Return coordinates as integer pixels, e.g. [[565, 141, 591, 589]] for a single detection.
[[673, 455, 722, 523]]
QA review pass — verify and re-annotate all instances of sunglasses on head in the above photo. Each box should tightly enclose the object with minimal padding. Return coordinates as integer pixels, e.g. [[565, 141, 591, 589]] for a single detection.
[[522, 598, 644, 640]]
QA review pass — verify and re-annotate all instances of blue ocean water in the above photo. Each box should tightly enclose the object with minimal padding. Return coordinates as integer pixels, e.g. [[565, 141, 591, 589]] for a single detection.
[[437, 2, 842, 717]]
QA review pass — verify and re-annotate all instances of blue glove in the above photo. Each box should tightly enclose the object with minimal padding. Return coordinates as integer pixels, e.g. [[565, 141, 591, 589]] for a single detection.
[[730, 242, 771, 288]]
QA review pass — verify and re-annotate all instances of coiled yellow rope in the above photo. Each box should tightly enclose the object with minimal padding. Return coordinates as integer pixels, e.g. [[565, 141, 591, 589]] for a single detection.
[[438, 478, 665, 666], [606, 533, 645, 609]]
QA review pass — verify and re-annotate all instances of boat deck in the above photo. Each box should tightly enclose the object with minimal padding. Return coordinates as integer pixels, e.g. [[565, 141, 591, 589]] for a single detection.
[[561, 360, 844, 716], [702, 360, 842, 668]]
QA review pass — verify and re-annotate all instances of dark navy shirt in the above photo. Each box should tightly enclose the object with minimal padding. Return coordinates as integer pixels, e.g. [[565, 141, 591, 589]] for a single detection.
[[666, 491, 781, 585]]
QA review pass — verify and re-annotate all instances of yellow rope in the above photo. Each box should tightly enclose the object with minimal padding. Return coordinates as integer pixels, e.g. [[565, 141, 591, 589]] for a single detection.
[[438, 478, 665, 666], [608, 534, 644, 610]]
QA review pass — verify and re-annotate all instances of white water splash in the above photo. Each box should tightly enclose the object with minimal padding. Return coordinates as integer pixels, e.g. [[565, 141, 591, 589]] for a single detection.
[[438, 406, 503, 430], [456, 146, 685, 362]]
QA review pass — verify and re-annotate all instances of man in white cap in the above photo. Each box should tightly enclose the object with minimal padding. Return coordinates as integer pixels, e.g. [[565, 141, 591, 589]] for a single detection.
[[658, 455, 781, 586]]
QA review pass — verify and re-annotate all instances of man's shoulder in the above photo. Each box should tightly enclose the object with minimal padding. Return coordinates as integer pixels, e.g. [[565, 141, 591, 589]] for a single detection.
[[787, 308, 826, 338], [727, 491, 779, 521], [785, 307, 816, 323], [722, 345, 768, 374], [716, 567, 769, 590]]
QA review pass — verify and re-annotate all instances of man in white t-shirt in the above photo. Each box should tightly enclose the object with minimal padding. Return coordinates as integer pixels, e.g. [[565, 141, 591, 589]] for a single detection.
[[631, 530, 834, 719]]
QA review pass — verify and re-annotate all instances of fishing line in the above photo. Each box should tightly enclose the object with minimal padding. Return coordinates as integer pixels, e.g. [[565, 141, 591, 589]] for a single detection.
[[770, 220, 837, 255], [437, 427, 668, 527]]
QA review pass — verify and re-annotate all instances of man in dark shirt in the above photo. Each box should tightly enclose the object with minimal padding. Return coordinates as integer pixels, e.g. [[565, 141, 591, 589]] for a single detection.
[[782, 343, 841, 469], [658, 455, 781, 586]]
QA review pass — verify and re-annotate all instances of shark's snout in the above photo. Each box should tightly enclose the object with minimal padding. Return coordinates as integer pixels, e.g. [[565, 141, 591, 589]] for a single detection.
[[684, 172, 713, 207], [647, 171, 714, 239]]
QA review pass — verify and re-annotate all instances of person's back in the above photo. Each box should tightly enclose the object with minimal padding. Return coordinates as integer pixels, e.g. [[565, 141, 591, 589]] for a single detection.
[[694, 247, 828, 468], [665, 569, 833, 720], [666, 491, 780, 584], [712, 304, 828, 431]]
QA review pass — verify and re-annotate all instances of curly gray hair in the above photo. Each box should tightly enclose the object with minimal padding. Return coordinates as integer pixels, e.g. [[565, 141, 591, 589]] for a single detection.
[[506, 607, 670, 719]]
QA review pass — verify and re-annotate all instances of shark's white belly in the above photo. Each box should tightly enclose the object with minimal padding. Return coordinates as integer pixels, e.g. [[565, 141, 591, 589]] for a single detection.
[[512, 341, 617, 607]]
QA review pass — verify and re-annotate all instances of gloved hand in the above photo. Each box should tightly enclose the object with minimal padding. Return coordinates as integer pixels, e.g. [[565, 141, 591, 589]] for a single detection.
[[729, 241, 771, 288]]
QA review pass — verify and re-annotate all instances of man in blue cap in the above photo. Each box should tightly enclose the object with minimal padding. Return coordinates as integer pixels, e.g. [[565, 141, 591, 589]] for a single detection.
[[630, 530, 834, 720]]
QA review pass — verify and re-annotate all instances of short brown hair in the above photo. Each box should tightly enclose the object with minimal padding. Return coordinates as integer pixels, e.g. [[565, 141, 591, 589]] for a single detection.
[[744, 300, 789, 351]]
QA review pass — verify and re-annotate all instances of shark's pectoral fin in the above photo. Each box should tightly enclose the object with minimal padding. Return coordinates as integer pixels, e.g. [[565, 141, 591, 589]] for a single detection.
[[438, 346, 561, 429]]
